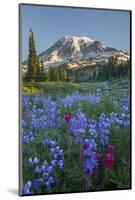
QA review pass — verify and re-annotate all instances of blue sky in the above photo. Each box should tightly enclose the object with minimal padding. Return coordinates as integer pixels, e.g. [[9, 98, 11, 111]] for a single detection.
[[21, 4, 130, 61]]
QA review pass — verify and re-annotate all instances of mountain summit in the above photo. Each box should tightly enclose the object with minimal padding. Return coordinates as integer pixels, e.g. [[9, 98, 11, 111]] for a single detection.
[[23, 35, 130, 69], [38, 35, 94, 62]]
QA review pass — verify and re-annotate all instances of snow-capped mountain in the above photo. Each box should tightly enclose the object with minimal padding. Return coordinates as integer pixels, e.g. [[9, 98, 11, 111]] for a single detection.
[[23, 35, 130, 70]]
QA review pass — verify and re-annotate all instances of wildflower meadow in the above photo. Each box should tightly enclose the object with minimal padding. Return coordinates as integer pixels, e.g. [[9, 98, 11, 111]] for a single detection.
[[21, 80, 131, 195]]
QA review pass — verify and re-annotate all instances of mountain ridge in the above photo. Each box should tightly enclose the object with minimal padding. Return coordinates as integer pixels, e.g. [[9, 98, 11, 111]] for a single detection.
[[23, 35, 130, 70]]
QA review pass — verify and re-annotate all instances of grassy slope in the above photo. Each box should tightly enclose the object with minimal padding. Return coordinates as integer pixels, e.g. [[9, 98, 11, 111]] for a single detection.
[[22, 79, 130, 97]]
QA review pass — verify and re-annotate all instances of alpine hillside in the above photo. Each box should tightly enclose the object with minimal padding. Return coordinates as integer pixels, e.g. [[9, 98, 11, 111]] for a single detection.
[[23, 35, 130, 71]]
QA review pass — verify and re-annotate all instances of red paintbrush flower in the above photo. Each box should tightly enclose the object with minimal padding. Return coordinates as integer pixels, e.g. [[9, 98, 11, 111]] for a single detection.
[[95, 152, 100, 161], [106, 144, 115, 155], [104, 153, 115, 168], [64, 114, 71, 122]]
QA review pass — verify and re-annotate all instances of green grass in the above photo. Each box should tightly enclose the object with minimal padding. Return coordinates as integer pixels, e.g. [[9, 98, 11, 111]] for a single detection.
[[23, 79, 130, 98], [22, 86, 41, 94]]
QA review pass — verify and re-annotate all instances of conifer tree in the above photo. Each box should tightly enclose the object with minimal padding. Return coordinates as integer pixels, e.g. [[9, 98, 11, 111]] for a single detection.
[[48, 67, 54, 81], [40, 60, 44, 74], [26, 29, 39, 82], [39, 60, 46, 81], [35, 59, 41, 81]]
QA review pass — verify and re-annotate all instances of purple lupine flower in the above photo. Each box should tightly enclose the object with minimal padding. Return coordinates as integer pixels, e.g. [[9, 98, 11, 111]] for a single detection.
[[51, 160, 57, 167], [50, 148, 55, 154], [47, 165, 54, 173], [58, 160, 64, 169], [45, 181, 51, 190], [42, 160, 48, 167], [49, 140, 57, 147], [23, 181, 33, 195], [33, 157, 40, 164], [35, 166, 43, 173], [58, 149, 63, 156], [33, 178, 42, 189], [83, 139, 90, 150], [28, 158, 33, 165], [28, 157, 40, 165], [53, 153, 58, 159], [43, 172, 49, 180], [48, 176, 55, 183]]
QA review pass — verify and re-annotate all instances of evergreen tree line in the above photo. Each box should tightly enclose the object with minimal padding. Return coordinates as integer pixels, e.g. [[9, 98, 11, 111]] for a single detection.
[[37, 60, 130, 83], [97, 58, 130, 81], [46, 59, 130, 82]]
